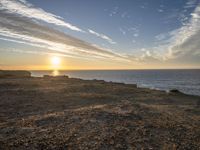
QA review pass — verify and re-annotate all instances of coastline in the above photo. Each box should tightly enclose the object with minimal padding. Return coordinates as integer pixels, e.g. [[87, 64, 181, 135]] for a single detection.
[[30, 69, 200, 96], [0, 75, 200, 149]]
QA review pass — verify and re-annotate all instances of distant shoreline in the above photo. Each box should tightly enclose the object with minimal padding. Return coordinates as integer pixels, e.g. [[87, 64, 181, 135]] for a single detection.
[[31, 70, 200, 96]]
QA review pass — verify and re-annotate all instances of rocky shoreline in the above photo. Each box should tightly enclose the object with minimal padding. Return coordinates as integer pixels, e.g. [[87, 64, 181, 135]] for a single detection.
[[0, 75, 200, 149]]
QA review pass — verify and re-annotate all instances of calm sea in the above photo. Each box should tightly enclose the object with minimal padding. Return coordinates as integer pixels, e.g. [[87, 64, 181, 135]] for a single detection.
[[31, 69, 200, 96]]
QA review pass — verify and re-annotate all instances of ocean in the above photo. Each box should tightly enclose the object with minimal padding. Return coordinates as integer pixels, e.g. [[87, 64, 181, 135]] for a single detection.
[[31, 69, 200, 96]]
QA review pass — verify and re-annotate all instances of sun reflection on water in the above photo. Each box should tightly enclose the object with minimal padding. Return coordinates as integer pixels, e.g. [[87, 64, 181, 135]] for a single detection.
[[52, 70, 59, 76]]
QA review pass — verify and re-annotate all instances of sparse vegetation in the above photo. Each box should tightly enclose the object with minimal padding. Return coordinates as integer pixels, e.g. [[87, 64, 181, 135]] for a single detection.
[[0, 76, 200, 149]]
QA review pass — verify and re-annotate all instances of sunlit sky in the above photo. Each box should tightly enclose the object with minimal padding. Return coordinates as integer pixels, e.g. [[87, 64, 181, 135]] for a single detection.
[[0, 0, 200, 70]]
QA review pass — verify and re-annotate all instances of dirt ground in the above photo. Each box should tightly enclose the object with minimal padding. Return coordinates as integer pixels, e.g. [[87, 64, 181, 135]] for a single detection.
[[0, 76, 200, 149]]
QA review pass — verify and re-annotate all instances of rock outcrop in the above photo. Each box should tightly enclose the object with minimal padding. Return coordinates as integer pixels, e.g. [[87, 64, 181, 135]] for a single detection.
[[0, 70, 31, 78]]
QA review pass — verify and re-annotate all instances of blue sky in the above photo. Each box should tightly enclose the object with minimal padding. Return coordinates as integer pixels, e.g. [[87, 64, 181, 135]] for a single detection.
[[28, 0, 195, 51], [0, 0, 200, 69]]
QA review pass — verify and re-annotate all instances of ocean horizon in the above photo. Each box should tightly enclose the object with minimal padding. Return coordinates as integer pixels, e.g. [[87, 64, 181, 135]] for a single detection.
[[31, 69, 200, 96]]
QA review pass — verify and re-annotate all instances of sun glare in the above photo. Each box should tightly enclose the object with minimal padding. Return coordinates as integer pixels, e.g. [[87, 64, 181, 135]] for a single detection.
[[51, 56, 61, 66]]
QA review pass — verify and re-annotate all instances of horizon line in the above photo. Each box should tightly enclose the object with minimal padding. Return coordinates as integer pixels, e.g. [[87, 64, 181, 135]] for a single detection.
[[1, 68, 200, 71]]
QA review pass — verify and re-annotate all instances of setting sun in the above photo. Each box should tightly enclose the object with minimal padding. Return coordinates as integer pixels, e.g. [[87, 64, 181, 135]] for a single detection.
[[0, 0, 200, 148], [51, 56, 61, 66]]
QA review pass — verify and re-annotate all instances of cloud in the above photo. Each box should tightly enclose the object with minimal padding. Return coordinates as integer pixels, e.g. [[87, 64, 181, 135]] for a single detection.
[[140, 2, 148, 9], [1, 0, 199, 68], [133, 33, 139, 37], [126, 27, 140, 38], [184, 0, 198, 9], [0, 0, 83, 32], [88, 29, 116, 44], [138, 48, 163, 62], [109, 6, 119, 17], [157, 9, 164, 13], [119, 28, 126, 35], [151, 2, 200, 67], [166, 4, 200, 59], [2, 47, 83, 59], [155, 33, 171, 42], [121, 12, 127, 18], [0, 11, 126, 61], [121, 12, 130, 19]]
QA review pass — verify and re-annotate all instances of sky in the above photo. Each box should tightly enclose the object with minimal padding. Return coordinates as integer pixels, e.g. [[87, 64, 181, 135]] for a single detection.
[[0, 0, 200, 70]]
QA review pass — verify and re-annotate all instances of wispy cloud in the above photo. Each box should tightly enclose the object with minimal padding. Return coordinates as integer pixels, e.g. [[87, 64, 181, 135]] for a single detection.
[[121, 11, 131, 19], [121, 12, 127, 18], [140, 2, 148, 9], [155, 33, 170, 41], [128, 1, 200, 66], [184, 0, 198, 9], [0, 0, 83, 32], [1, 0, 199, 68], [119, 28, 126, 35], [166, 4, 200, 59], [109, 6, 119, 17], [157, 9, 164, 13], [152, 1, 200, 65], [0, 10, 126, 61], [88, 29, 116, 44], [133, 33, 139, 37], [1, 47, 84, 60]]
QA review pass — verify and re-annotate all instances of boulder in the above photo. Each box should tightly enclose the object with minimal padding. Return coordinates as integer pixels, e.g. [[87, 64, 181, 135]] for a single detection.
[[169, 89, 181, 93]]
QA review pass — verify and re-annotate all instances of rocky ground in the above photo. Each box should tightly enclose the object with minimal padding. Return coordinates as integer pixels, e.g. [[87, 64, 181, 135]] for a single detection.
[[0, 76, 200, 149]]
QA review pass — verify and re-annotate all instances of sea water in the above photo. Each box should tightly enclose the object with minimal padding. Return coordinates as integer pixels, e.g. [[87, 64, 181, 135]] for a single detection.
[[31, 69, 200, 96]]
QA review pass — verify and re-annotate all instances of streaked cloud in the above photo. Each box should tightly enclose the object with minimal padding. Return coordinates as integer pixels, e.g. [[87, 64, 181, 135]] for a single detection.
[[88, 29, 116, 44], [0, 0, 199, 68], [0, 11, 125, 61], [0, 0, 83, 32], [1, 47, 83, 59]]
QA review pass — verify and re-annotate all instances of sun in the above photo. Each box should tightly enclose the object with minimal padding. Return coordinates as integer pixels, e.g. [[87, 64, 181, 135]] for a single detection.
[[51, 56, 61, 66]]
